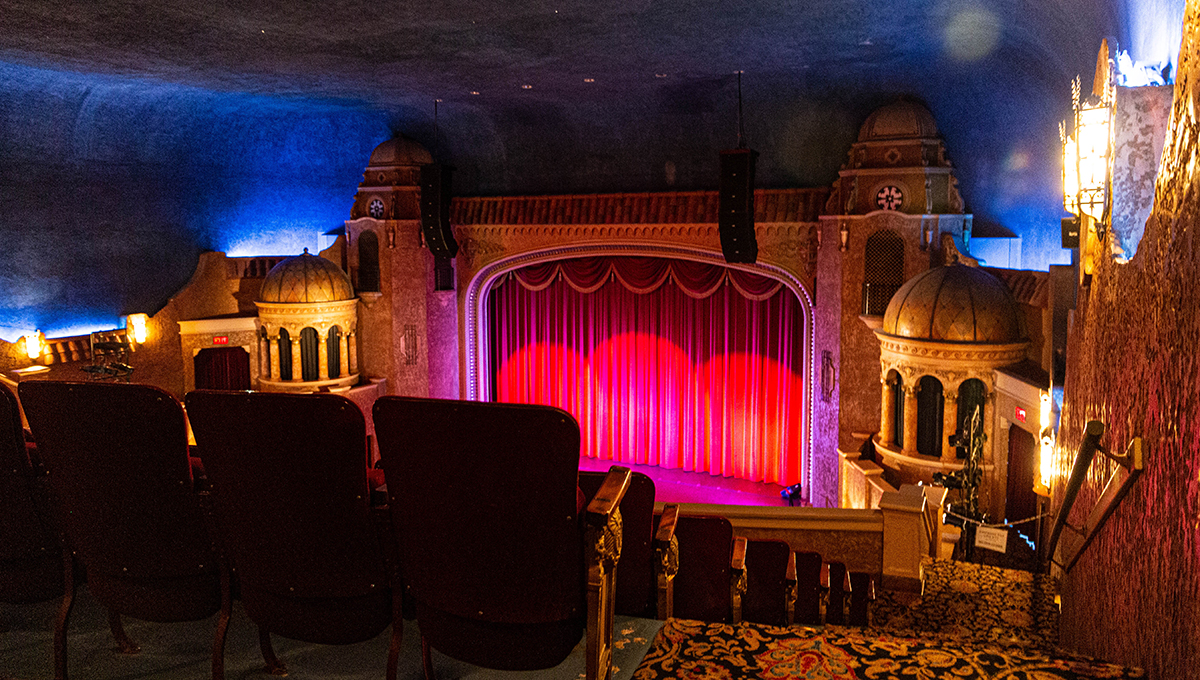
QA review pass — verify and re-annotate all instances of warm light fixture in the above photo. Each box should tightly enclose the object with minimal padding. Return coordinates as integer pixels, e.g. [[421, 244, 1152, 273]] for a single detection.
[[1035, 391, 1055, 495], [22, 330, 43, 360], [1061, 39, 1116, 270], [127, 313, 149, 344]]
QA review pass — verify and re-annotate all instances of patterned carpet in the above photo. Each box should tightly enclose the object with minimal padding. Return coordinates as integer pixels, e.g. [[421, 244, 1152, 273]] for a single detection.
[[633, 559, 1145, 679]]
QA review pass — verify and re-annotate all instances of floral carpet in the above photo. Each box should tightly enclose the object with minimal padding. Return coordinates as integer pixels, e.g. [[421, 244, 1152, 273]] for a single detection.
[[633, 559, 1144, 679], [633, 619, 1144, 679]]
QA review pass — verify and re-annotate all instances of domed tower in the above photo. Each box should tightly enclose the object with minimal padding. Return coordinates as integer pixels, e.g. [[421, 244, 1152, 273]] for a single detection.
[[870, 253, 1028, 513], [255, 250, 360, 392], [342, 135, 460, 400], [827, 98, 964, 217]]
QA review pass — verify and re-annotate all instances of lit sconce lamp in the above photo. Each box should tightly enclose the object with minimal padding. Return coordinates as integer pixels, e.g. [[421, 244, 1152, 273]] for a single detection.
[[1034, 391, 1055, 496], [1061, 40, 1116, 276], [21, 331, 44, 361], [839, 221, 849, 252], [127, 313, 149, 345]]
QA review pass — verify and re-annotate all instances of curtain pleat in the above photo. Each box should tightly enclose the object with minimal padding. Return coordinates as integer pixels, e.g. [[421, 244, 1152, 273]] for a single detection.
[[489, 256, 805, 486]]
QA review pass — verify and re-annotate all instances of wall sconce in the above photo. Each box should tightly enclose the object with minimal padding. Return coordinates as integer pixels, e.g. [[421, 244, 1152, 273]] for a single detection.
[[22, 330, 44, 361], [127, 313, 149, 344], [1035, 391, 1055, 496], [839, 221, 849, 252], [1061, 40, 1115, 272], [387, 226, 396, 249]]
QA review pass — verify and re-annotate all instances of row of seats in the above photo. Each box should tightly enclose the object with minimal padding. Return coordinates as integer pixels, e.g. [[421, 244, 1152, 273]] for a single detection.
[[0, 380, 873, 680]]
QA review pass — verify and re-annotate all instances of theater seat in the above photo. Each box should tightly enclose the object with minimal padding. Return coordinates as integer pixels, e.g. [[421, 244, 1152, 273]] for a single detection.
[[185, 390, 397, 679], [0, 382, 61, 606], [578, 470, 678, 619], [670, 515, 747, 624], [20, 381, 223, 680], [374, 396, 629, 680], [741, 539, 793, 627]]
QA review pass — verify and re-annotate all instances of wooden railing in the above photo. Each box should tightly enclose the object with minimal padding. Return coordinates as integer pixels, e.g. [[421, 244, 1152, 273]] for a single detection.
[[1043, 420, 1145, 572]]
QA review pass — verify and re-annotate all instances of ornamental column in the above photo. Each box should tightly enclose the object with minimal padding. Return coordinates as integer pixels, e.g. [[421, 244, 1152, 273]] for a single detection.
[[880, 375, 896, 446], [348, 332, 359, 374], [268, 334, 280, 382], [290, 336, 303, 382], [902, 385, 919, 457], [339, 333, 350, 378], [258, 334, 267, 378], [942, 392, 959, 463], [318, 329, 330, 381]]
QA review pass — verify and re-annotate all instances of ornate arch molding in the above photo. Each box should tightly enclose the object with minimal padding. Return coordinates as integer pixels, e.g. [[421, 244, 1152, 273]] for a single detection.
[[462, 241, 815, 483]]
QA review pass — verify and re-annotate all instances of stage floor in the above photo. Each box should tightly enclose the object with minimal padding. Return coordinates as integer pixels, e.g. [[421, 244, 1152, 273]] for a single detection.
[[577, 457, 794, 507]]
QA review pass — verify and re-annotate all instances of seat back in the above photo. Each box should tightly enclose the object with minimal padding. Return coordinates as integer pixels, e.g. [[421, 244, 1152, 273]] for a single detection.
[[373, 396, 584, 669], [0, 382, 61, 604], [742, 539, 791, 626], [578, 469, 655, 617], [792, 550, 823, 625], [672, 515, 733, 622], [185, 390, 392, 644], [19, 381, 219, 622]]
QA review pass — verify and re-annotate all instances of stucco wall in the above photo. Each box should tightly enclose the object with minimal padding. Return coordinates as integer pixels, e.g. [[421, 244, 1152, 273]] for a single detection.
[[1055, 4, 1200, 672]]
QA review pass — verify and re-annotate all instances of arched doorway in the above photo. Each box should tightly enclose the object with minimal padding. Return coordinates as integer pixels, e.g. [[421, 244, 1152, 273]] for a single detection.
[[916, 376, 943, 457]]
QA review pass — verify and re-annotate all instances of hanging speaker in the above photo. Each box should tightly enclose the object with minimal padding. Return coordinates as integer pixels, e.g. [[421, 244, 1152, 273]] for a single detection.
[[718, 149, 759, 263], [419, 164, 458, 258]]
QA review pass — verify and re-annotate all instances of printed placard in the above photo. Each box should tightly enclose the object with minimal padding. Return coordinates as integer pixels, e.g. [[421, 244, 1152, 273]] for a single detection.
[[975, 525, 1009, 553]]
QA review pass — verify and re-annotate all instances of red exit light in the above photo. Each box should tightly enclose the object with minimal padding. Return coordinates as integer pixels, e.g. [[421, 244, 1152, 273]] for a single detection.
[[212, 336, 229, 345], [1014, 406, 1026, 423]]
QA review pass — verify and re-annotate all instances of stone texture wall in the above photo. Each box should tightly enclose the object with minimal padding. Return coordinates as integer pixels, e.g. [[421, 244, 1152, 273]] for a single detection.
[[1055, 5, 1200, 673]]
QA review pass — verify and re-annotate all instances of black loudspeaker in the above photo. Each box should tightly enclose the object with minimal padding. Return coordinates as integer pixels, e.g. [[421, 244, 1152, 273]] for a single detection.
[[420, 164, 458, 258], [719, 149, 759, 263], [1061, 216, 1080, 249]]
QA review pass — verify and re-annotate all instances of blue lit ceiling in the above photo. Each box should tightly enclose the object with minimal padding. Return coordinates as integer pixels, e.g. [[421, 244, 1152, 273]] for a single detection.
[[0, 0, 1185, 338]]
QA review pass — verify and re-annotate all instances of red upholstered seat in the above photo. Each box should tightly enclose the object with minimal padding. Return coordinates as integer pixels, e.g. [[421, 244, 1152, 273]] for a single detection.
[[185, 390, 397, 678], [373, 396, 629, 680], [20, 381, 223, 680], [792, 550, 824, 626], [578, 470, 661, 617], [0, 382, 61, 605]]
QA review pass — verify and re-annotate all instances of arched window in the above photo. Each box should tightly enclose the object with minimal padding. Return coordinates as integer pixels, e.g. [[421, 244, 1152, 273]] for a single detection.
[[916, 375, 943, 457], [300, 327, 320, 381], [357, 230, 380, 292], [862, 230, 905, 315], [889, 370, 904, 449], [277, 328, 292, 381], [956, 378, 987, 459], [327, 325, 342, 378]]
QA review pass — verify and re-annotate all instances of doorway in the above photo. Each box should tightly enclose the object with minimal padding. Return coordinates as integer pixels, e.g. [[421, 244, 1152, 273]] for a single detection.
[[1005, 424, 1039, 539]]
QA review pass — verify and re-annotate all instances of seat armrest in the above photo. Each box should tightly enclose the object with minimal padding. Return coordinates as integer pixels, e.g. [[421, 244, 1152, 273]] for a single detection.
[[653, 504, 680, 620], [654, 503, 679, 543], [729, 536, 747, 623], [584, 466, 632, 526]]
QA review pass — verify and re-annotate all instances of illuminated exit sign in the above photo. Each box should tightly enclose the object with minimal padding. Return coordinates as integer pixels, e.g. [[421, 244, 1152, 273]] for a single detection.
[[1014, 406, 1027, 423], [212, 336, 229, 345]]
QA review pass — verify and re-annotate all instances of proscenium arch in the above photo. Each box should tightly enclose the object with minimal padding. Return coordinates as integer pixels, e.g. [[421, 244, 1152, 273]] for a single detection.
[[463, 243, 816, 494]]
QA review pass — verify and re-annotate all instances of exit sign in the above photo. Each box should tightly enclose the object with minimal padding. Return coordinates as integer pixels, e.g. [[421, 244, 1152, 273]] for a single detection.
[[212, 336, 229, 345], [1014, 406, 1027, 423]]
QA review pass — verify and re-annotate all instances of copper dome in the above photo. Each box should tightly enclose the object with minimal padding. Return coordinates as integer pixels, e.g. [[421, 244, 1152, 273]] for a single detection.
[[881, 264, 1023, 343], [857, 99, 939, 142], [258, 251, 354, 303], [367, 135, 433, 167]]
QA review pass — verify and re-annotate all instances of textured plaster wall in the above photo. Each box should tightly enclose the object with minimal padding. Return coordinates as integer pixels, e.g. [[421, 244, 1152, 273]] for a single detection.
[[1055, 3, 1200, 673], [0, 61, 390, 340]]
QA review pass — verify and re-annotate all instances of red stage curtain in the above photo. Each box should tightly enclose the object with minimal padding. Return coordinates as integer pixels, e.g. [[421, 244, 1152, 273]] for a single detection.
[[488, 256, 805, 486]]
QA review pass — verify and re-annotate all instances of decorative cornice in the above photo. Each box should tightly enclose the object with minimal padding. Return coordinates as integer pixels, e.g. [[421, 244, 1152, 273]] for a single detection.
[[450, 188, 828, 226]]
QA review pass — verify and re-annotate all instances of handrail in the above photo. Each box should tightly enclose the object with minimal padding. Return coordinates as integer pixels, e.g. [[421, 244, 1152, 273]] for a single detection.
[[1043, 420, 1145, 572]]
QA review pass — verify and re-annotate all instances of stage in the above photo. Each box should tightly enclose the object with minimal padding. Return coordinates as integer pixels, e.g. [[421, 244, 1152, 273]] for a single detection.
[[577, 457, 798, 507]]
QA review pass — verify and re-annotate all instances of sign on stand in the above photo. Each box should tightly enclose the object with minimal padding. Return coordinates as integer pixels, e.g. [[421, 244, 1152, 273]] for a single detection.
[[974, 525, 1009, 553]]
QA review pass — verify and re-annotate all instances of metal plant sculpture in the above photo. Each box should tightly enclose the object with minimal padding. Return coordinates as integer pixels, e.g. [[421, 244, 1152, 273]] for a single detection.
[[933, 404, 988, 525]]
